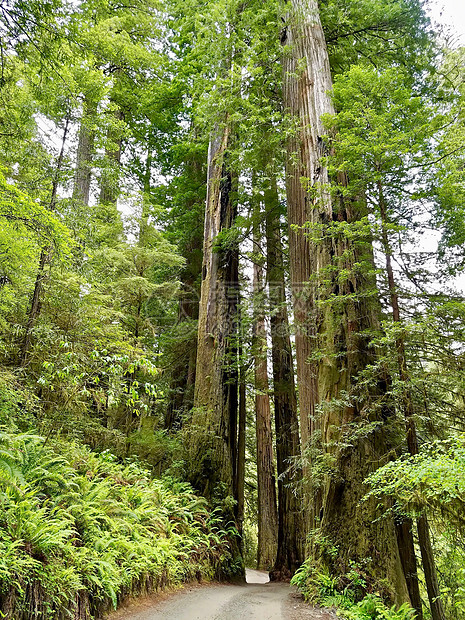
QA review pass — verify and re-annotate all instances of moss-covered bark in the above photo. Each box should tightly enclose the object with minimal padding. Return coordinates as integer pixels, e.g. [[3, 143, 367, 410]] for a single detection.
[[282, 0, 410, 602], [187, 123, 242, 577]]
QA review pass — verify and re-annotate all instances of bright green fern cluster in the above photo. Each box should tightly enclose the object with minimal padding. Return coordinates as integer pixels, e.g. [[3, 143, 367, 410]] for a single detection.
[[338, 595, 415, 620], [291, 560, 415, 620], [0, 432, 233, 619]]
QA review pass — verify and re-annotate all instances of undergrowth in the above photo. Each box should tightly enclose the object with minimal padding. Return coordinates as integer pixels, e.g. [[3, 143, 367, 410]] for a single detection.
[[0, 431, 234, 619], [291, 560, 415, 620]]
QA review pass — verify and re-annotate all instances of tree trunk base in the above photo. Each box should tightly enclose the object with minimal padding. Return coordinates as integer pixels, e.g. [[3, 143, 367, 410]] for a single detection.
[[269, 567, 292, 582]]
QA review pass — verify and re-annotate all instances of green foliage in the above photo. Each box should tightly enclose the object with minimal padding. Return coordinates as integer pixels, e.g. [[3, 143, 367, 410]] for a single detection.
[[362, 439, 465, 618], [324, 64, 438, 200], [127, 427, 183, 473], [433, 48, 465, 271], [338, 595, 415, 620], [0, 372, 37, 431], [0, 430, 233, 618], [291, 561, 415, 620], [364, 439, 465, 522], [291, 559, 326, 602], [0, 167, 71, 250], [436, 531, 465, 619], [319, 0, 434, 76]]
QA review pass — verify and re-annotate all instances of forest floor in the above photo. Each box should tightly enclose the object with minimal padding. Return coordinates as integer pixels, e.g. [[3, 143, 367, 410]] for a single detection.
[[108, 569, 337, 620]]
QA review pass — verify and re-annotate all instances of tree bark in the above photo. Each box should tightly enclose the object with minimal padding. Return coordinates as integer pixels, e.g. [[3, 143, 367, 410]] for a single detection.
[[417, 515, 444, 620], [396, 518, 423, 619], [73, 96, 97, 207], [236, 331, 247, 542], [282, 0, 409, 602], [252, 197, 278, 571], [282, 0, 334, 468], [188, 123, 242, 576], [264, 178, 304, 580], [99, 106, 124, 206]]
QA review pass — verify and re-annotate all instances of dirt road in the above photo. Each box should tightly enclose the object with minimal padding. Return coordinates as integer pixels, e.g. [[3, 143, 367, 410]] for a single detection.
[[110, 570, 337, 620]]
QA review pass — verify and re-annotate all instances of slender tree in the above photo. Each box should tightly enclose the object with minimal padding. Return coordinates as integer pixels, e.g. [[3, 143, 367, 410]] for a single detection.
[[265, 177, 304, 580], [21, 113, 71, 365], [252, 193, 278, 570], [236, 321, 247, 541], [73, 96, 97, 208]]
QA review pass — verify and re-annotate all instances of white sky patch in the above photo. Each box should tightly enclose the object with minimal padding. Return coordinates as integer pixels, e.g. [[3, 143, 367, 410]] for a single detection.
[[428, 0, 465, 45]]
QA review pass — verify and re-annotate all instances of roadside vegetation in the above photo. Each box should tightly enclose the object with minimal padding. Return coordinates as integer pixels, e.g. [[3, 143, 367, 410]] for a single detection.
[[0, 380, 233, 619], [291, 439, 465, 619]]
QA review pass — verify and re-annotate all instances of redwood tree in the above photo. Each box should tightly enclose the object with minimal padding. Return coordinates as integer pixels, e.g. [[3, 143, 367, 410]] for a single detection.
[[252, 195, 278, 570], [282, 0, 410, 601], [187, 124, 242, 575], [265, 177, 304, 580]]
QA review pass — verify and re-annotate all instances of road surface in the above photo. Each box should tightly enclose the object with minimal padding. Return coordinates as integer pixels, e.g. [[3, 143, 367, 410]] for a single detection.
[[110, 569, 337, 620]]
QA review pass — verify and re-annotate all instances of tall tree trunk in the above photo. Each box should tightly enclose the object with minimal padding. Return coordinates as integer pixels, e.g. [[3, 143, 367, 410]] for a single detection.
[[253, 198, 278, 571], [236, 327, 247, 543], [254, 120, 303, 577], [378, 181, 444, 620], [265, 178, 304, 580], [396, 519, 424, 619], [95, 104, 124, 249], [73, 96, 97, 207], [99, 106, 124, 206], [139, 148, 153, 246], [282, 0, 333, 474], [282, 0, 409, 602], [21, 115, 70, 365], [188, 124, 242, 576]]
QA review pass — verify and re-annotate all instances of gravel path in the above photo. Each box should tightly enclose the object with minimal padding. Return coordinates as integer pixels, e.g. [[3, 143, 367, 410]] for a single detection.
[[109, 570, 337, 620]]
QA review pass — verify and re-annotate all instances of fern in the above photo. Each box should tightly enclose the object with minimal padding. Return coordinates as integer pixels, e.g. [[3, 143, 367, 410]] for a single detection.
[[0, 432, 232, 618], [340, 594, 416, 619]]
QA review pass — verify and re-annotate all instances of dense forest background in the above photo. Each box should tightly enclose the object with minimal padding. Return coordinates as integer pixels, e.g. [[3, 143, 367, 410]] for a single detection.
[[1, 0, 465, 619]]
